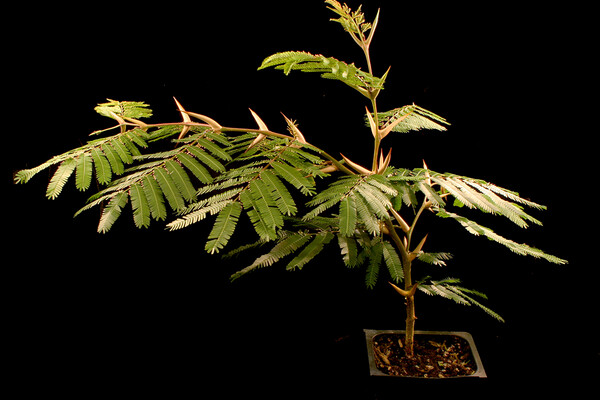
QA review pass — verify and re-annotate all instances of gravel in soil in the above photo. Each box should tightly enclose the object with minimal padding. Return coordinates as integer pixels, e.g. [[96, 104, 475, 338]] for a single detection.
[[373, 333, 476, 378]]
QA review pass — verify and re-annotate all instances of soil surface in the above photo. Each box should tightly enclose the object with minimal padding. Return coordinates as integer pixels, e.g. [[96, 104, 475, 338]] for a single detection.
[[372, 333, 477, 378]]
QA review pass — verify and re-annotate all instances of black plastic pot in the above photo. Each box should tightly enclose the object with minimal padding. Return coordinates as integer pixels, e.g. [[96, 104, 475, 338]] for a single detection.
[[364, 329, 487, 379]]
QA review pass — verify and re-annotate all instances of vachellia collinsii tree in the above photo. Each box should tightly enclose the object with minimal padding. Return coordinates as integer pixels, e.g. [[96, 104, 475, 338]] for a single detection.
[[15, 1, 566, 357]]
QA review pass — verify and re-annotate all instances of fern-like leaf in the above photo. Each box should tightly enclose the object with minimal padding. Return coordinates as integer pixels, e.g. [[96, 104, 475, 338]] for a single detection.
[[258, 51, 384, 98], [94, 99, 153, 120], [286, 232, 334, 270], [382, 241, 403, 282], [130, 183, 151, 228], [142, 175, 167, 221], [365, 240, 383, 288], [338, 196, 357, 237], [231, 232, 313, 280], [205, 202, 242, 254], [75, 153, 93, 191], [46, 158, 77, 199], [416, 252, 453, 267], [153, 167, 186, 212], [97, 192, 129, 233], [368, 105, 449, 134], [437, 210, 567, 264], [418, 278, 505, 322], [90, 147, 112, 185], [176, 152, 212, 184], [338, 235, 358, 267], [164, 160, 197, 202]]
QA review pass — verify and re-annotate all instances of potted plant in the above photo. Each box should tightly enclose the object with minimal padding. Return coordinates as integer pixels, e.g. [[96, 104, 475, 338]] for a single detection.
[[14, 0, 566, 379]]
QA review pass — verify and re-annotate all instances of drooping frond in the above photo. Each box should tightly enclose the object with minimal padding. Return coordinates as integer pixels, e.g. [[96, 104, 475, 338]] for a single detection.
[[97, 192, 129, 233], [418, 278, 505, 322], [258, 51, 384, 98], [416, 252, 453, 267], [73, 127, 232, 233], [286, 231, 335, 271], [382, 241, 404, 282], [437, 210, 567, 264], [15, 127, 151, 198], [365, 239, 383, 288]]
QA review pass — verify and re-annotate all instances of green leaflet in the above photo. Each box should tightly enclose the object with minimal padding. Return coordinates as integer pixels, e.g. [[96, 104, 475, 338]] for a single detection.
[[416, 252, 453, 267], [164, 160, 197, 202], [187, 146, 226, 173], [286, 232, 334, 270], [130, 183, 151, 228], [353, 190, 380, 235], [338, 196, 357, 237], [176, 152, 212, 184], [205, 202, 242, 254], [90, 147, 112, 185], [101, 142, 125, 175], [110, 138, 133, 164], [249, 179, 284, 231], [153, 167, 186, 212], [142, 175, 167, 221], [260, 170, 297, 216], [365, 239, 383, 288], [167, 200, 232, 231], [75, 153, 93, 191], [382, 241, 403, 282], [271, 161, 315, 195], [338, 235, 358, 267], [97, 192, 129, 233], [46, 158, 77, 199], [240, 190, 278, 242]]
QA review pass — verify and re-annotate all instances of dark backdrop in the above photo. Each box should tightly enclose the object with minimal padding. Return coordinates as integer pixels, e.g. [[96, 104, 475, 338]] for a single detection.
[[5, 0, 595, 397]]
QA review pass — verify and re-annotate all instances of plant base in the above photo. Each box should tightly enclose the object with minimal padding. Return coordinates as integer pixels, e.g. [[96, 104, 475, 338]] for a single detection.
[[364, 330, 487, 378]]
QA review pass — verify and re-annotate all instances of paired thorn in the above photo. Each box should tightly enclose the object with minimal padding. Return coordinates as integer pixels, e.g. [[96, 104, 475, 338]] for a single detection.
[[173, 97, 222, 139], [389, 282, 418, 298]]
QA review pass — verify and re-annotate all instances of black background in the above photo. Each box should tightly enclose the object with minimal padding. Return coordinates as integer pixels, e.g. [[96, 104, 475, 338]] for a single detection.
[[5, 0, 596, 397]]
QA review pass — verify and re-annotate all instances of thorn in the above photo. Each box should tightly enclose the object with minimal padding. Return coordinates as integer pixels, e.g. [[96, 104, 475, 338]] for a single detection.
[[182, 110, 223, 133], [247, 108, 267, 150], [340, 153, 372, 175], [173, 97, 191, 139], [365, 106, 378, 139], [422, 159, 431, 185], [121, 116, 148, 130], [409, 234, 428, 260], [389, 282, 418, 298], [377, 148, 392, 174], [366, 8, 380, 47]]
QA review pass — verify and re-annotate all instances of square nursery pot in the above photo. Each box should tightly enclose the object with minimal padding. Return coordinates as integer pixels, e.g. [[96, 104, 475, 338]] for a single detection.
[[364, 329, 487, 379]]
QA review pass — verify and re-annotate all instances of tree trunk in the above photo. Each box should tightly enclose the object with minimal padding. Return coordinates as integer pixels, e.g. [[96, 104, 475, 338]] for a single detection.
[[404, 293, 416, 357], [403, 257, 416, 357]]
